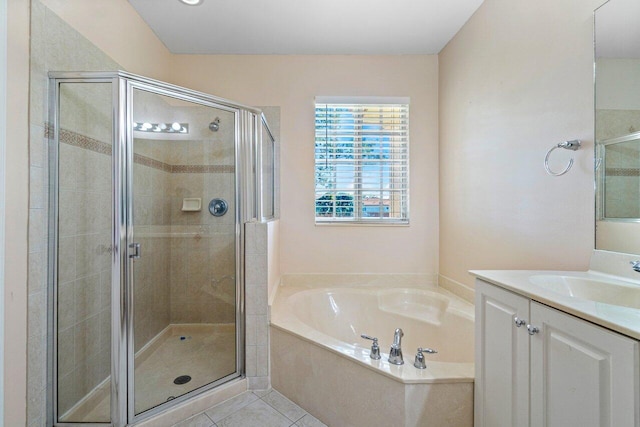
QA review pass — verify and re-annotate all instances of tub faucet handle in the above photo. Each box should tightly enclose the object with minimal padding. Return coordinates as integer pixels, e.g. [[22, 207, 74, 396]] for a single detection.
[[414, 347, 438, 369], [360, 334, 381, 360]]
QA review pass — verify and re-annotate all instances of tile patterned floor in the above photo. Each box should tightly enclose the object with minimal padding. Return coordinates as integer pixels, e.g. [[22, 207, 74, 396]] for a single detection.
[[172, 390, 327, 427]]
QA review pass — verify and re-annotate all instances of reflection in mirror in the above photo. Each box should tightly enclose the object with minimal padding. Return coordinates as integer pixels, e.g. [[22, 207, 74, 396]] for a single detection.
[[595, 0, 640, 255]]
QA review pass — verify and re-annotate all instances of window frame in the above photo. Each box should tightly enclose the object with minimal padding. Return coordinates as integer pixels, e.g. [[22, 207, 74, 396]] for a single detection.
[[314, 97, 410, 226]]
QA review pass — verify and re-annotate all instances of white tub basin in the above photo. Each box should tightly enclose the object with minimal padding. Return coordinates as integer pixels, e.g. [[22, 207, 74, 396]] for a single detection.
[[529, 274, 640, 309]]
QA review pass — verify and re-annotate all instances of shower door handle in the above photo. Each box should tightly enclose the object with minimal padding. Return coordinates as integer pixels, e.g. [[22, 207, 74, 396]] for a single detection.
[[129, 242, 141, 259]]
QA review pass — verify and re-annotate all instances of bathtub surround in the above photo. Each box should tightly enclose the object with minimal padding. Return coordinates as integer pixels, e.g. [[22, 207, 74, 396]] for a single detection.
[[280, 273, 438, 288], [270, 276, 474, 426], [272, 329, 473, 427], [438, 275, 475, 304]]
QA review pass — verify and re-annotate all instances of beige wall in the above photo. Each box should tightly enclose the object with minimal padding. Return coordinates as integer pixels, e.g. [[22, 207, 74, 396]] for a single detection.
[[171, 55, 440, 275], [6, 0, 30, 425], [438, 0, 602, 288], [39, 0, 172, 81]]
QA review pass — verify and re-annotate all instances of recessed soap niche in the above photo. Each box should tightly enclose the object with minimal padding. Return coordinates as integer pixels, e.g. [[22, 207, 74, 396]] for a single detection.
[[181, 198, 202, 212]]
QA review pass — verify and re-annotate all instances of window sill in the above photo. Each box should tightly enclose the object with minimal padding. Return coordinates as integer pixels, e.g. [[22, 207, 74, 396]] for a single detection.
[[315, 220, 409, 227]]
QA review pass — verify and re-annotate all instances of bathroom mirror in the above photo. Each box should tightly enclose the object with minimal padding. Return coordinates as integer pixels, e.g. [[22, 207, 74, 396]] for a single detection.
[[594, 0, 640, 255]]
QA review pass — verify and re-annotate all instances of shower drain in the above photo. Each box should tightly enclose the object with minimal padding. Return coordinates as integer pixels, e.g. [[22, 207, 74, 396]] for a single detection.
[[173, 375, 192, 385]]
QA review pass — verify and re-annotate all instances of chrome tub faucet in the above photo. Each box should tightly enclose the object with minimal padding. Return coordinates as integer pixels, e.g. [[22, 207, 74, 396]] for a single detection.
[[389, 328, 404, 365]]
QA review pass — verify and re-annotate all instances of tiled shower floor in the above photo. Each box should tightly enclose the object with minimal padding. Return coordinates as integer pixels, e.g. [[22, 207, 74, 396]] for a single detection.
[[64, 324, 237, 422]]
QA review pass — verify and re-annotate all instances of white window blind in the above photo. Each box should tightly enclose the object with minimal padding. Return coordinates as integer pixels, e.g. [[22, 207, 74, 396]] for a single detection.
[[315, 99, 409, 224]]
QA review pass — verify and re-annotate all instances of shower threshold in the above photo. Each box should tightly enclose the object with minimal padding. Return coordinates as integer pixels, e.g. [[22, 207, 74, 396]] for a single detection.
[[60, 323, 236, 423]]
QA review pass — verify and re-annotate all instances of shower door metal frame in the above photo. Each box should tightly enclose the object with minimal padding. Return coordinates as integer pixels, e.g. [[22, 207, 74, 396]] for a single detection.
[[47, 74, 124, 427], [48, 71, 262, 427], [257, 114, 276, 221]]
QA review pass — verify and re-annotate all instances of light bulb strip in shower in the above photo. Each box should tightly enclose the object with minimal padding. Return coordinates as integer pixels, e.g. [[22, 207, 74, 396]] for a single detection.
[[133, 122, 189, 134]]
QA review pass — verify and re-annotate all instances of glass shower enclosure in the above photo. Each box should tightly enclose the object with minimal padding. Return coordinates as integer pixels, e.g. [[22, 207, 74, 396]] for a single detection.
[[47, 71, 273, 426]]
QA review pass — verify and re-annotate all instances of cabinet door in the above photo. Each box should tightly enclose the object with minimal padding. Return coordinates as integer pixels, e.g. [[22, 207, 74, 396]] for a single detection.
[[475, 280, 530, 427], [530, 302, 640, 427]]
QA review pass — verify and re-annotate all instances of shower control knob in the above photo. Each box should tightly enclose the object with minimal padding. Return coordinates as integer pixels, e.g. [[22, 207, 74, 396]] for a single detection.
[[209, 198, 228, 216]]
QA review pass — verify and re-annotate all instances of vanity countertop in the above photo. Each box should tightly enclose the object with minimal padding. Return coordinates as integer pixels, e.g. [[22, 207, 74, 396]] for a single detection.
[[470, 269, 640, 341]]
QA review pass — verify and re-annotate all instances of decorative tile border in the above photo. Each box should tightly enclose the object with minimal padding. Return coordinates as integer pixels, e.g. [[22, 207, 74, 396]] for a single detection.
[[59, 128, 112, 155], [607, 168, 640, 177], [172, 164, 235, 174], [134, 153, 172, 173], [46, 125, 234, 174]]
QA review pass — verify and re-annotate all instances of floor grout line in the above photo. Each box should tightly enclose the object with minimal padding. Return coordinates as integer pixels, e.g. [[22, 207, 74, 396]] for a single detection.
[[259, 389, 310, 425], [179, 389, 321, 427]]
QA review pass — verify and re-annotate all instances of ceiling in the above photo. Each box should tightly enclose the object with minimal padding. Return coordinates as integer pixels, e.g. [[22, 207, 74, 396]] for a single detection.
[[128, 0, 484, 55]]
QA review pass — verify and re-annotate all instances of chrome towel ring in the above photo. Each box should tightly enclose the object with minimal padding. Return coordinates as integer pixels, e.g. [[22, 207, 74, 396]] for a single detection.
[[544, 140, 581, 176]]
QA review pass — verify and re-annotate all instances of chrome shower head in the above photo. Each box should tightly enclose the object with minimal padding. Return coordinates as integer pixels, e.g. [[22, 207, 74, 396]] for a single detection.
[[209, 117, 220, 132]]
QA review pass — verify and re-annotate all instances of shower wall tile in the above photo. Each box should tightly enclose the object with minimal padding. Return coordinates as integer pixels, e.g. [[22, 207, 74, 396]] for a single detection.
[[244, 222, 271, 391], [247, 377, 270, 391], [27, 290, 47, 353], [28, 209, 45, 254], [245, 345, 257, 377], [255, 315, 269, 348], [27, 388, 47, 427], [245, 314, 257, 347], [57, 282, 75, 331], [27, 1, 120, 423], [167, 132, 237, 325], [74, 274, 102, 322], [29, 167, 45, 209], [246, 284, 268, 316], [27, 250, 45, 295], [57, 327, 75, 377], [57, 237, 76, 283], [30, 124, 46, 168], [27, 336, 47, 396], [596, 109, 640, 141]]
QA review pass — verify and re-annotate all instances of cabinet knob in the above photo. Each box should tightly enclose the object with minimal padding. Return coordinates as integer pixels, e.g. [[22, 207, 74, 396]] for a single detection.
[[514, 317, 526, 327], [527, 324, 540, 335]]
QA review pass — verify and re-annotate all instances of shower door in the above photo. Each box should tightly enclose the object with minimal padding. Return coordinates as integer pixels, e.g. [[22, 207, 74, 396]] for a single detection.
[[50, 71, 256, 427], [128, 85, 241, 417]]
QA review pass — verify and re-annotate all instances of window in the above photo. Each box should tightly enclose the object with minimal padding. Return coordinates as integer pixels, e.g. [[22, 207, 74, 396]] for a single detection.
[[314, 97, 409, 224]]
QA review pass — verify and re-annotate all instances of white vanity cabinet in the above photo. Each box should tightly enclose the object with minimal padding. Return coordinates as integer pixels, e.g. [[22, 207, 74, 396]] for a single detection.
[[475, 279, 640, 427]]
